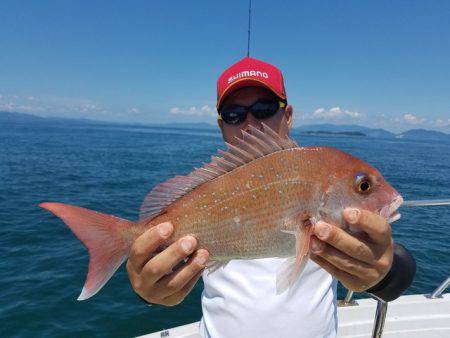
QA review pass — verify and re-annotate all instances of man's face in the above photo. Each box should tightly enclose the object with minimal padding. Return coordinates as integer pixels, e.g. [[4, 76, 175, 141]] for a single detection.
[[217, 86, 293, 145]]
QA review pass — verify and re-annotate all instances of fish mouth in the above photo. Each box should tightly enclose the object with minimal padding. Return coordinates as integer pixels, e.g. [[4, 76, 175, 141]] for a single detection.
[[379, 195, 404, 223]]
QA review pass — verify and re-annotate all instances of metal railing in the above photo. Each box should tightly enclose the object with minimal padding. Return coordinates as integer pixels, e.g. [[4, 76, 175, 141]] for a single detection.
[[371, 300, 388, 338], [337, 289, 358, 307], [338, 288, 387, 338], [426, 277, 450, 299], [338, 275, 449, 338]]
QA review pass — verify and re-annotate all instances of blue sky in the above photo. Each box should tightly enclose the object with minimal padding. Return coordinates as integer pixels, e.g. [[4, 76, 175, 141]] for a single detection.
[[1, 1, 449, 132]]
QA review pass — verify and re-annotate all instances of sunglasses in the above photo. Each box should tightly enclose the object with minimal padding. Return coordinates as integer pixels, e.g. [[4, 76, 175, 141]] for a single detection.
[[218, 99, 287, 125]]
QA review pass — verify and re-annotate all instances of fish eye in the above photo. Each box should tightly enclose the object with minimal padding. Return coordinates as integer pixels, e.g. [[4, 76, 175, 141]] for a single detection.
[[354, 174, 372, 194]]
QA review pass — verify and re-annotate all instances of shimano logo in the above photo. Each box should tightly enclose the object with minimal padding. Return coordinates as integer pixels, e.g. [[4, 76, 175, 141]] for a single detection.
[[228, 70, 269, 84]]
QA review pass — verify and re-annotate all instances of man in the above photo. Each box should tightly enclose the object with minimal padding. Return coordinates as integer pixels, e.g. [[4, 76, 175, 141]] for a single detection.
[[127, 57, 416, 337]]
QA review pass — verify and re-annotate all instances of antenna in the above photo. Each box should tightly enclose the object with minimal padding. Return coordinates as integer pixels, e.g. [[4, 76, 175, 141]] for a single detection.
[[247, 0, 252, 57]]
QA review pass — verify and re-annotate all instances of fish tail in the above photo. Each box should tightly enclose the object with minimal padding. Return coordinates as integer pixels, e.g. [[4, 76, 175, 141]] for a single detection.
[[39, 202, 135, 300]]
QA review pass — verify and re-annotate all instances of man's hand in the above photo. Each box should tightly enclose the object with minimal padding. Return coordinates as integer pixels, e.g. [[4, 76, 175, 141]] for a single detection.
[[126, 222, 209, 306], [310, 208, 394, 292]]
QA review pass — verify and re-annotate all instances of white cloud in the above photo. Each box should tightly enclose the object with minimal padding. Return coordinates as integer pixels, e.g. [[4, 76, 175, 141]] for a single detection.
[[201, 105, 215, 115], [169, 105, 216, 117], [435, 118, 450, 127], [293, 103, 450, 133], [0, 100, 47, 113], [313, 107, 325, 115], [128, 107, 140, 114], [0, 93, 111, 117], [403, 113, 425, 124], [311, 106, 362, 120]]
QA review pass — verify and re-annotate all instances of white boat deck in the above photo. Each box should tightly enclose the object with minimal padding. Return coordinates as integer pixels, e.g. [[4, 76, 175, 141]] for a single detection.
[[139, 292, 450, 338], [337, 293, 450, 338]]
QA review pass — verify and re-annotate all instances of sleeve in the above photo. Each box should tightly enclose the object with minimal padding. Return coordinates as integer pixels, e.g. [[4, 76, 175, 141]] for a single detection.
[[366, 243, 416, 302]]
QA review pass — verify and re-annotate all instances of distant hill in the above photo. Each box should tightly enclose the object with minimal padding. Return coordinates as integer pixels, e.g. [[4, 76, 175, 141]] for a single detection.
[[303, 130, 366, 137], [2, 111, 449, 141], [297, 124, 395, 139], [0, 111, 217, 130], [0, 111, 110, 125], [0, 111, 46, 122], [396, 129, 450, 141], [157, 122, 216, 130]]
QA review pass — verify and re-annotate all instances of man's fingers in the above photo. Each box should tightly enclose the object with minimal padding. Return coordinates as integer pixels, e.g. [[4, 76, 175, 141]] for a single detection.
[[128, 222, 174, 273], [141, 235, 198, 284], [160, 270, 204, 307], [310, 237, 377, 281], [311, 254, 369, 292], [343, 208, 392, 245], [312, 221, 376, 263], [154, 249, 209, 298]]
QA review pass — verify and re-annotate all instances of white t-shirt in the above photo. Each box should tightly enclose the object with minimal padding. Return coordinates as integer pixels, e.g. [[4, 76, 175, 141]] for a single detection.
[[199, 258, 338, 338]]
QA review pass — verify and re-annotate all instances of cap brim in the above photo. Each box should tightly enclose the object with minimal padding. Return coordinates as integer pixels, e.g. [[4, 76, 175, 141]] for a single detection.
[[217, 78, 286, 109]]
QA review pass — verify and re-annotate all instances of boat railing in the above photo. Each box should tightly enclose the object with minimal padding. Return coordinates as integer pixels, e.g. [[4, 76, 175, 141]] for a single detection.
[[338, 275, 449, 338], [371, 300, 388, 338], [337, 289, 357, 307], [426, 276, 450, 299]]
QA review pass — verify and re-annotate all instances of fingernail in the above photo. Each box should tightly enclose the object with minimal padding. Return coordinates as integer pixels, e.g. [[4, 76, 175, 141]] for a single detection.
[[180, 237, 195, 253], [345, 208, 360, 224], [315, 221, 330, 239], [311, 238, 324, 253], [158, 222, 173, 237], [195, 253, 208, 266]]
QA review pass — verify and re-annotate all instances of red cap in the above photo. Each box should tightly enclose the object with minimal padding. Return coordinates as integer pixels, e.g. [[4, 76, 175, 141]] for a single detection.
[[216, 56, 286, 109]]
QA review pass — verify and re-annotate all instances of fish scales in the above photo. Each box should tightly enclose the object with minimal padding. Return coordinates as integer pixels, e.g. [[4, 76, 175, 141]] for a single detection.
[[150, 148, 323, 260]]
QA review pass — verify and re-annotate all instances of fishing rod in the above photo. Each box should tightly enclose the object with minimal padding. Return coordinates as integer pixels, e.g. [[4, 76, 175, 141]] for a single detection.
[[402, 199, 450, 207], [388, 199, 450, 223], [247, 0, 252, 57]]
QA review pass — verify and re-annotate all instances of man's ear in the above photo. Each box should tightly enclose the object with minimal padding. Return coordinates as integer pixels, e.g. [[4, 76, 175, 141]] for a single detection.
[[285, 105, 293, 131], [217, 117, 224, 133]]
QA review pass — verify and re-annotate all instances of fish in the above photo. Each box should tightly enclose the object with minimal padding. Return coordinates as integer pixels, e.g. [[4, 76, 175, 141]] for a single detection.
[[40, 123, 403, 300]]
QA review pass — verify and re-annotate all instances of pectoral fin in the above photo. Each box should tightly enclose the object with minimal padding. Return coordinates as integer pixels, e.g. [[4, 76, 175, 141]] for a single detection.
[[277, 220, 313, 294], [276, 257, 296, 294], [206, 260, 229, 274]]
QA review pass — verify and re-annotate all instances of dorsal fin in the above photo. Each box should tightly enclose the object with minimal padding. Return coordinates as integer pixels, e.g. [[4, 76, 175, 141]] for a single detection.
[[139, 123, 299, 222]]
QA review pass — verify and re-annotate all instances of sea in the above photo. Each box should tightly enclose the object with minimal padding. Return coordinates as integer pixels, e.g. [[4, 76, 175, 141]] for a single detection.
[[1, 119, 449, 337]]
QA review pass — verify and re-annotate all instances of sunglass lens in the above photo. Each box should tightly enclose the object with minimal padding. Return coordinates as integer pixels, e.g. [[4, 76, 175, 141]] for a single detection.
[[221, 107, 247, 125], [251, 100, 279, 119]]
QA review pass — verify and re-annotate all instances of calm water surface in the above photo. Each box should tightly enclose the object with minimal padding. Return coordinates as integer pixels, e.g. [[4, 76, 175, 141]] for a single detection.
[[1, 121, 449, 337]]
